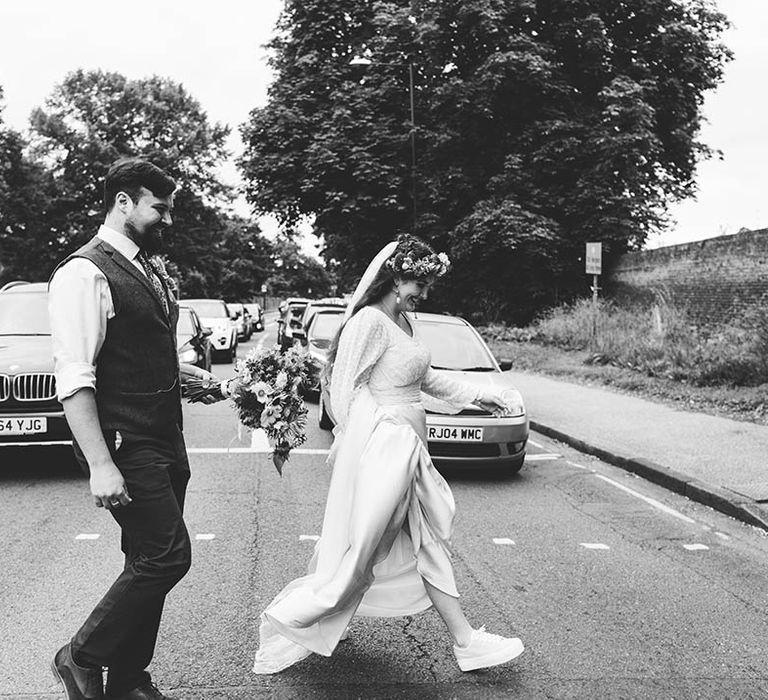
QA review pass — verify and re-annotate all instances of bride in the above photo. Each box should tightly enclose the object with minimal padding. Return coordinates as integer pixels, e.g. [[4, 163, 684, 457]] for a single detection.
[[253, 234, 525, 674]]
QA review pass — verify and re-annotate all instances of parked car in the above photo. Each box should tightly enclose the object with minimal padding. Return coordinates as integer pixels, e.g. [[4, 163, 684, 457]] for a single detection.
[[176, 306, 213, 372], [277, 297, 311, 351], [303, 308, 346, 395], [291, 298, 348, 348], [226, 302, 252, 342], [0, 282, 72, 448], [244, 302, 264, 333], [319, 312, 528, 473], [180, 298, 238, 363]]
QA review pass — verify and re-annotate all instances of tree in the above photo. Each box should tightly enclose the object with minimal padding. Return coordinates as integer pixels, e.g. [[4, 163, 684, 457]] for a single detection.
[[239, 0, 731, 322], [267, 237, 333, 297], [0, 88, 54, 284], [26, 69, 235, 280]]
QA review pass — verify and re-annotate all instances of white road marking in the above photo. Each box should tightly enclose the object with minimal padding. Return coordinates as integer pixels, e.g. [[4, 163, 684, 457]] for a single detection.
[[75, 534, 100, 540], [187, 448, 261, 454], [683, 543, 710, 551], [580, 543, 610, 550], [715, 531, 730, 540], [527, 439, 544, 448], [195, 534, 216, 541], [186, 447, 330, 455], [492, 537, 515, 545], [594, 474, 696, 524], [251, 429, 271, 451], [566, 461, 589, 470], [299, 535, 320, 541], [525, 453, 561, 461], [254, 332, 270, 350]]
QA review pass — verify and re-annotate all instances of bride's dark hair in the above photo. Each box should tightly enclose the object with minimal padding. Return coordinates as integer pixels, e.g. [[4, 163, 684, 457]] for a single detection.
[[323, 234, 438, 384]]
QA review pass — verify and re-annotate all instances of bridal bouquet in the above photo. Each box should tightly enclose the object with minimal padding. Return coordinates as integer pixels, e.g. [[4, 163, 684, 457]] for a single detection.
[[227, 345, 315, 475]]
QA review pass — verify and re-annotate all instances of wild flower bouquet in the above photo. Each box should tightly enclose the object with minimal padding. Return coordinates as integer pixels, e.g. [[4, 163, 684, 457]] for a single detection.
[[227, 345, 315, 475]]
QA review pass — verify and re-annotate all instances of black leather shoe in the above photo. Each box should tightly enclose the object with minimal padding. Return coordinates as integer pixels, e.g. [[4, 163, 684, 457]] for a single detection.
[[51, 644, 104, 699], [106, 682, 176, 700]]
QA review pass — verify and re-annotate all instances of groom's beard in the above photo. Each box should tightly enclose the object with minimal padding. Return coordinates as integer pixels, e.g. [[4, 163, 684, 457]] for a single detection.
[[126, 220, 165, 255]]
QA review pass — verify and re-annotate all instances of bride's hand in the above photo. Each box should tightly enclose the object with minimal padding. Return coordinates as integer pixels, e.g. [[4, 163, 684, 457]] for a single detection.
[[475, 390, 511, 417]]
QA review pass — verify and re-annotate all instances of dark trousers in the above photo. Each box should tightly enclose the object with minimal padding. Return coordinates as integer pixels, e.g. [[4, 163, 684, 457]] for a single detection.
[[71, 427, 191, 695]]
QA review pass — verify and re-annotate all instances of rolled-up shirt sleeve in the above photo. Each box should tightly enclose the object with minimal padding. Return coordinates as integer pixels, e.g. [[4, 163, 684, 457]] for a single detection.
[[49, 259, 114, 401]]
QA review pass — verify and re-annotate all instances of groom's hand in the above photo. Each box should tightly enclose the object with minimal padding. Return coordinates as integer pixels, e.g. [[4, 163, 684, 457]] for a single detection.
[[89, 460, 131, 509], [179, 363, 226, 404]]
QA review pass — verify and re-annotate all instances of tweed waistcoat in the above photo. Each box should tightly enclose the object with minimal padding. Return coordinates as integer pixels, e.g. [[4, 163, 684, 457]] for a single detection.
[[54, 236, 182, 435]]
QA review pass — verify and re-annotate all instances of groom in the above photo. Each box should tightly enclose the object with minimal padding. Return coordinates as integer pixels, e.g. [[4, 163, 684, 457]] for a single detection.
[[48, 158, 223, 700]]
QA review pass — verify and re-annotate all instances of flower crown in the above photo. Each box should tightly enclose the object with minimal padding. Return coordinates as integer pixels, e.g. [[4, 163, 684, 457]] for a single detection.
[[386, 250, 451, 279]]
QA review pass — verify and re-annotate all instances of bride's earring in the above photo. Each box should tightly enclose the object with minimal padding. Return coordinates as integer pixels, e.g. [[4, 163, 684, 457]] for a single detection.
[[395, 289, 401, 305]]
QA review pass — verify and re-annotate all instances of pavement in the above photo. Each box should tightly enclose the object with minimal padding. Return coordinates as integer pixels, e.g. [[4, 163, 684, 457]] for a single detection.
[[509, 370, 768, 532]]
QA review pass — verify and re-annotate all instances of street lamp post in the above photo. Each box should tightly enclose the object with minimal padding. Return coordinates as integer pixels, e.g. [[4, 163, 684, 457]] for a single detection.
[[350, 56, 417, 233]]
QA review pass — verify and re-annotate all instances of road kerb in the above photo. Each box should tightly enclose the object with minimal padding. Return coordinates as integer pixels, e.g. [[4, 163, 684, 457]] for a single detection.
[[529, 420, 768, 533]]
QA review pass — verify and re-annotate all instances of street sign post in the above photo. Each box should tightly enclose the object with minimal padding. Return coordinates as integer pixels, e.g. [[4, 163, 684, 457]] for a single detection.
[[585, 242, 602, 302]]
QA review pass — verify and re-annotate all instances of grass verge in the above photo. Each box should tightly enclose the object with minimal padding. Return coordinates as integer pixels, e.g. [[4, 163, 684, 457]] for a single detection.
[[479, 299, 768, 426]]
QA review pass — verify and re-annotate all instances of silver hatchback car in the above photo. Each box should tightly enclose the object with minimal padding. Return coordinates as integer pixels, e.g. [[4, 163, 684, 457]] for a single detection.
[[319, 312, 528, 473]]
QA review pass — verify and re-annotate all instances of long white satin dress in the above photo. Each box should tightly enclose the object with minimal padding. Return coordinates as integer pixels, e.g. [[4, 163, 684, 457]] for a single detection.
[[253, 306, 480, 673]]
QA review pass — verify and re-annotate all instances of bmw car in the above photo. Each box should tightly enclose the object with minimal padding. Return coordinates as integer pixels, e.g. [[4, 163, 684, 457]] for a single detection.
[[318, 312, 528, 473], [0, 282, 72, 448]]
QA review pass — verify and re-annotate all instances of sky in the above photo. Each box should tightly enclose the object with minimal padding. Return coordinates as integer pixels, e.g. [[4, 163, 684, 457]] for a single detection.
[[0, 0, 763, 253]]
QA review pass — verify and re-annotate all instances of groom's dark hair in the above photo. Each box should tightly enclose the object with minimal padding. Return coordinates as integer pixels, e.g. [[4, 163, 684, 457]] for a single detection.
[[104, 158, 176, 213]]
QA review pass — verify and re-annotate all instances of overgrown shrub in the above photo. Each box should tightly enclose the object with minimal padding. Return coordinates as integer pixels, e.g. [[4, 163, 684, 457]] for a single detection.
[[488, 298, 768, 387]]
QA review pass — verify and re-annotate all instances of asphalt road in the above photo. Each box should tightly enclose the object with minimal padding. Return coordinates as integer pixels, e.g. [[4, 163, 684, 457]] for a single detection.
[[2, 315, 768, 699]]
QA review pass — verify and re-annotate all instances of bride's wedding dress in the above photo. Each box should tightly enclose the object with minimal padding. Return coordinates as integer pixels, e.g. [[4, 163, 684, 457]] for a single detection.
[[253, 306, 479, 673]]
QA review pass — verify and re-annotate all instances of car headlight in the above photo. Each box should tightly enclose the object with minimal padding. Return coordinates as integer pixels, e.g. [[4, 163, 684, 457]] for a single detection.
[[500, 388, 525, 417], [178, 347, 198, 363]]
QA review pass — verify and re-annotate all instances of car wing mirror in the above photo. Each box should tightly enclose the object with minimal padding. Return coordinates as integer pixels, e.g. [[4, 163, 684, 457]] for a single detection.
[[498, 358, 513, 371], [201, 326, 213, 338]]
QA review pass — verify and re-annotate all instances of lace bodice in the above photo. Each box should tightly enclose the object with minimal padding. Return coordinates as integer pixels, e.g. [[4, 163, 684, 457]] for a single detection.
[[330, 306, 479, 428]]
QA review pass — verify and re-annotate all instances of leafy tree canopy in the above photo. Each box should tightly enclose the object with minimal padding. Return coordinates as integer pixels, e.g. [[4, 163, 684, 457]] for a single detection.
[[0, 89, 54, 284], [268, 236, 333, 298], [24, 69, 234, 280], [239, 0, 731, 322]]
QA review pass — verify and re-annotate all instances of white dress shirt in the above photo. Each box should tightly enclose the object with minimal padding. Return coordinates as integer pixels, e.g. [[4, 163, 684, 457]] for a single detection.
[[49, 225, 150, 401]]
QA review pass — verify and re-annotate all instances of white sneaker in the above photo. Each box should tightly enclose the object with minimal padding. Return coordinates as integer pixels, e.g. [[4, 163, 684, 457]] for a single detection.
[[453, 626, 524, 672]]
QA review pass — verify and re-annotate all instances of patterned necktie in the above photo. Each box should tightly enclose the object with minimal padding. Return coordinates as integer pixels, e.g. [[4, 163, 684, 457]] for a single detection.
[[137, 251, 169, 316]]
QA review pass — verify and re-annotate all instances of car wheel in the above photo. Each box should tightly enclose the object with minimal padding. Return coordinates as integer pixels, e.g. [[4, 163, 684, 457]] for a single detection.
[[318, 393, 333, 430]]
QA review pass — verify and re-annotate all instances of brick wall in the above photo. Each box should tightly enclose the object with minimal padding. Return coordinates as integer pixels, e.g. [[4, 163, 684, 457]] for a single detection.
[[607, 228, 768, 324]]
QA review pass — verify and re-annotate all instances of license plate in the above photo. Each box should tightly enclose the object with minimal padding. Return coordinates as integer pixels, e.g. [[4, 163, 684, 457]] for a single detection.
[[0, 416, 48, 435], [428, 425, 484, 442]]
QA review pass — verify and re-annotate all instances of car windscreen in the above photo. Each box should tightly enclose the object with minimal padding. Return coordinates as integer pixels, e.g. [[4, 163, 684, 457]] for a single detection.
[[416, 321, 496, 371], [184, 300, 228, 318], [176, 310, 195, 335], [0, 291, 51, 335], [308, 312, 344, 347]]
